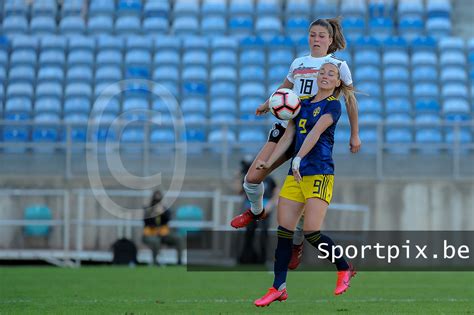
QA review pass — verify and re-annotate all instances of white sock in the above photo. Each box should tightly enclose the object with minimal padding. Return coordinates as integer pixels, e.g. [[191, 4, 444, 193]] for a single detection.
[[243, 176, 265, 216], [277, 283, 286, 291], [293, 217, 305, 245]]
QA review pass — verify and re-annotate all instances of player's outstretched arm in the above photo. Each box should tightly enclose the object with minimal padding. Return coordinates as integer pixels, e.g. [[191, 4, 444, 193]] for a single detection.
[[256, 78, 294, 116], [344, 86, 361, 153], [256, 120, 296, 169], [296, 113, 334, 159]]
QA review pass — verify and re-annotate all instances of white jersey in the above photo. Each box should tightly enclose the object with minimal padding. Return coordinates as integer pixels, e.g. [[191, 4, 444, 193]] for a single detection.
[[286, 54, 353, 98]]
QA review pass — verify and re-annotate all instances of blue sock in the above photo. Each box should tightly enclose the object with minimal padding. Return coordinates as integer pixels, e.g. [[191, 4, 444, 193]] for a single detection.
[[304, 231, 349, 271], [273, 226, 294, 290]]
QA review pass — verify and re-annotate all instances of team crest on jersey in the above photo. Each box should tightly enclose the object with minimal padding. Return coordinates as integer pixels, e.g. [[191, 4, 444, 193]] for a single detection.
[[271, 128, 280, 138], [313, 107, 321, 117]]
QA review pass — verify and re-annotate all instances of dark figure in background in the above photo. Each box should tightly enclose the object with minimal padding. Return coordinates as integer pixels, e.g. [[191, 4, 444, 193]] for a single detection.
[[142, 190, 183, 265], [238, 157, 279, 264]]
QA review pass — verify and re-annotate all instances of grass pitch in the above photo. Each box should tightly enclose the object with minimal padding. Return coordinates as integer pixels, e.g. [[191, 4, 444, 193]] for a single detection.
[[0, 266, 472, 314]]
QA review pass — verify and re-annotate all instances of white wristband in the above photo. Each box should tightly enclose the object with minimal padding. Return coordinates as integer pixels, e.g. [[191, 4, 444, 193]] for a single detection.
[[292, 157, 301, 171]]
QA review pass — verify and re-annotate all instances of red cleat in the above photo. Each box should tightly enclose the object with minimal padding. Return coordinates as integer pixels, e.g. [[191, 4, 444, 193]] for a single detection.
[[254, 287, 288, 307], [230, 209, 266, 229], [288, 243, 304, 270], [334, 263, 356, 295]]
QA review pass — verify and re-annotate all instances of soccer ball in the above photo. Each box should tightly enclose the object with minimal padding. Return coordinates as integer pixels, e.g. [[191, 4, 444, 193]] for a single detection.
[[269, 88, 301, 120]]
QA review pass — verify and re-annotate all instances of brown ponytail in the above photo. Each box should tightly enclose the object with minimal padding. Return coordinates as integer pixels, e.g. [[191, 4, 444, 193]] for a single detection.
[[309, 16, 346, 54]]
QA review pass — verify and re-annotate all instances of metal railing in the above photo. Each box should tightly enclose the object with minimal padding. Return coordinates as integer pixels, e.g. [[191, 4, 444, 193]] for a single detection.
[[0, 119, 473, 179]]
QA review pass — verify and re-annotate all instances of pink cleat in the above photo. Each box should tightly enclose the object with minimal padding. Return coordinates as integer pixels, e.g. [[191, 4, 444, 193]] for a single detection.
[[230, 209, 267, 229], [334, 264, 356, 295], [254, 287, 288, 307]]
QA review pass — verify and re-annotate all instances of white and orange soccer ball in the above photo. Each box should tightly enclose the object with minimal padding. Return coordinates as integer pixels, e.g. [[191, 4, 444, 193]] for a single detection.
[[268, 88, 301, 120]]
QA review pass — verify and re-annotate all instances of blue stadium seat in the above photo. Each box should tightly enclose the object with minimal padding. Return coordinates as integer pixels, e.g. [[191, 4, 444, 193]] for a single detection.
[[30, 16, 56, 35], [4, 0, 29, 16], [97, 35, 124, 51], [384, 82, 410, 99], [208, 129, 237, 153], [121, 128, 145, 152], [256, 0, 281, 16], [440, 51, 466, 67], [144, 1, 169, 17], [382, 51, 409, 67], [117, 0, 142, 16], [415, 99, 440, 113], [399, 16, 424, 41], [150, 129, 175, 153], [341, 18, 366, 40], [415, 128, 443, 154], [382, 36, 409, 52], [7, 83, 33, 100], [31, 0, 57, 16], [239, 82, 265, 99], [211, 50, 238, 66], [440, 67, 467, 83], [123, 97, 149, 112], [314, 0, 338, 17], [355, 65, 381, 83], [96, 50, 122, 66], [240, 66, 265, 82], [443, 99, 470, 115], [410, 36, 437, 52], [175, 205, 204, 236], [255, 17, 282, 40], [3, 112, 30, 153], [181, 98, 207, 115], [173, 17, 199, 36], [369, 18, 394, 41], [411, 51, 437, 67], [268, 65, 290, 85], [182, 66, 208, 82], [229, 17, 254, 38], [398, 0, 423, 18], [426, 18, 452, 39], [240, 50, 266, 66], [182, 82, 207, 98], [5, 97, 32, 113], [183, 37, 209, 52], [41, 35, 67, 52], [229, 0, 254, 17], [340, 0, 367, 19], [357, 82, 382, 98], [125, 49, 151, 67], [64, 113, 88, 143], [143, 17, 169, 34], [89, 0, 115, 16], [240, 97, 264, 113], [268, 50, 294, 67], [385, 98, 412, 114], [383, 66, 409, 82], [385, 127, 413, 154], [211, 98, 237, 115], [183, 51, 208, 67], [68, 50, 94, 66], [64, 97, 91, 114], [2, 16, 28, 35], [153, 51, 180, 66], [32, 113, 60, 153], [174, 0, 200, 17], [60, 16, 86, 35], [95, 66, 122, 83], [115, 16, 141, 35], [333, 50, 352, 65], [427, 0, 451, 18], [412, 66, 437, 82], [202, 0, 227, 17], [90, 113, 117, 143], [438, 37, 465, 52], [441, 84, 469, 100], [10, 50, 37, 67], [286, 17, 310, 41], [359, 129, 378, 153], [126, 36, 153, 52], [210, 66, 237, 82], [87, 15, 114, 35], [445, 129, 472, 148], [413, 83, 439, 100], [35, 98, 61, 114], [65, 83, 92, 99], [286, 0, 310, 16], [39, 51, 65, 67], [23, 205, 52, 237], [38, 66, 64, 83], [92, 97, 121, 114], [354, 50, 381, 66], [36, 82, 63, 100], [62, 0, 83, 17], [201, 16, 227, 37], [358, 97, 383, 114], [153, 66, 179, 82], [9, 66, 36, 83], [239, 129, 267, 153], [211, 37, 238, 51], [67, 66, 93, 83]]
